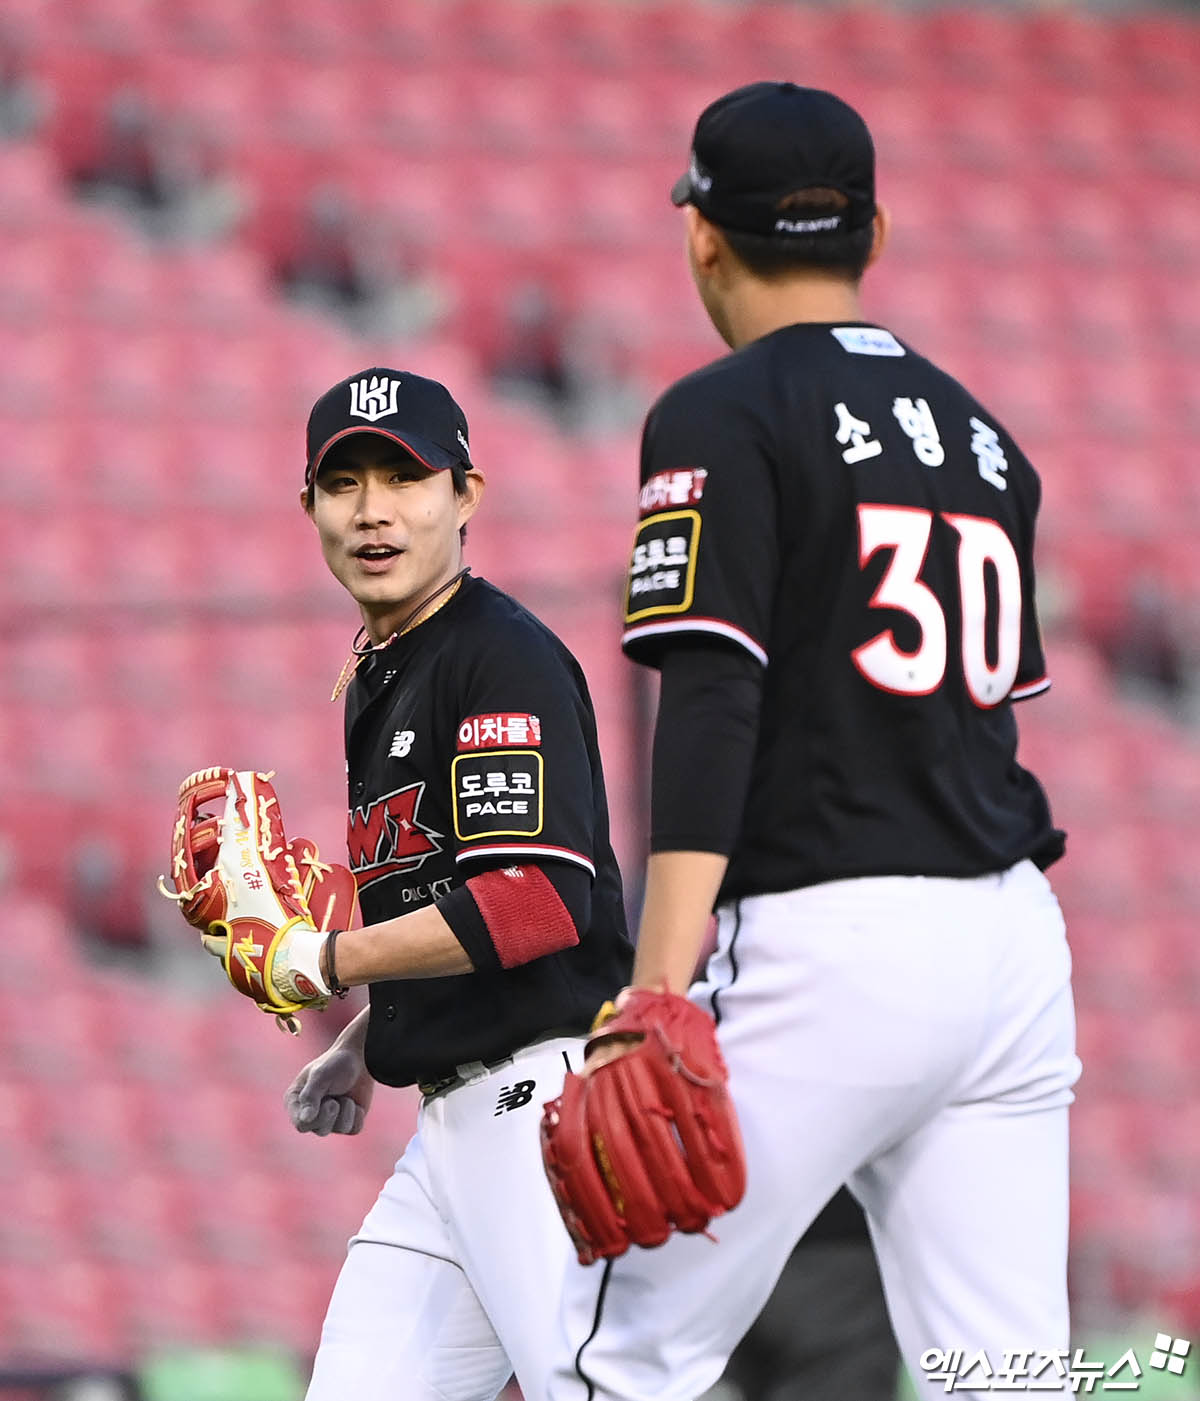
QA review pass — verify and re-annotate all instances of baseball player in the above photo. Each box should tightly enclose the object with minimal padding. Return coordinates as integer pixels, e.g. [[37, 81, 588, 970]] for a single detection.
[[284, 369, 633, 1400], [550, 83, 1081, 1399]]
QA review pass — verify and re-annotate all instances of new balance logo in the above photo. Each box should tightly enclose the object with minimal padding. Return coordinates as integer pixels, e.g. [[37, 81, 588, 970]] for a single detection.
[[389, 730, 415, 759], [494, 1080, 536, 1115], [349, 375, 401, 422]]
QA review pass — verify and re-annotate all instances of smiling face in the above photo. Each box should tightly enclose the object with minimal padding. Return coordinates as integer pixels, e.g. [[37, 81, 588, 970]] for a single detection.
[[306, 436, 484, 643]]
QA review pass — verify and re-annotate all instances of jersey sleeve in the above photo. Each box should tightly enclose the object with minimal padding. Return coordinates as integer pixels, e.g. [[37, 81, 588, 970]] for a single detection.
[[1010, 462, 1051, 702], [450, 626, 597, 877], [622, 379, 780, 669]]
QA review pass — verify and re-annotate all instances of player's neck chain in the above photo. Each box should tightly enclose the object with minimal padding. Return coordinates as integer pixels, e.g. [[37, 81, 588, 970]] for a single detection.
[[330, 568, 471, 702]]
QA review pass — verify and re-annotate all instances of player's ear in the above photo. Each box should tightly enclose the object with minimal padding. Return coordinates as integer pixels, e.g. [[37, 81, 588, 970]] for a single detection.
[[865, 202, 891, 270], [684, 205, 723, 281], [300, 487, 315, 518], [455, 468, 486, 529]]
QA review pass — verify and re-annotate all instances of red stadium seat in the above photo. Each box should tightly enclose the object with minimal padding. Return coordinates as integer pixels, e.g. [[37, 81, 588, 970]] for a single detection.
[[730, 6, 842, 75], [1022, 10, 1122, 88], [7, 1259, 134, 1361], [123, 1257, 231, 1348], [636, 3, 745, 80], [0, 325, 74, 420], [0, 232, 68, 328], [259, 56, 365, 151], [539, 0, 644, 75], [259, 0, 369, 61], [1070, 1094, 1152, 1183]]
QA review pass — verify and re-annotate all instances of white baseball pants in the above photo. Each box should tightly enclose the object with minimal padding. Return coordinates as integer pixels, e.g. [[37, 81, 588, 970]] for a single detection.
[[306, 1034, 584, 1401], [552, 860, 1081, 1401]]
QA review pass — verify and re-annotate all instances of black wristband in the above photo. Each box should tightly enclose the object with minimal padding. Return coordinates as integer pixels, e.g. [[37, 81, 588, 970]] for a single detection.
[[324, 929, 348, 998]]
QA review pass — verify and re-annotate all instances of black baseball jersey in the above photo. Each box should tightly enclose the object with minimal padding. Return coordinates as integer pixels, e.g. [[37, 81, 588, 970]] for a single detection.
[[344, 575, 631, 1088], [622, 321, 1064, 902]]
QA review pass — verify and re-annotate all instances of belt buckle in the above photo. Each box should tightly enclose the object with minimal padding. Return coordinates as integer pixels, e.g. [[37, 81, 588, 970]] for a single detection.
[[418, 1071, 460, 1099], [418, 1056, 509, 1101]]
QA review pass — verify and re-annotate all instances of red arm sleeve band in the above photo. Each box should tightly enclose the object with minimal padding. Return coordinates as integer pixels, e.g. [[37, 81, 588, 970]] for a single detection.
[[437, 862, 587, 972]]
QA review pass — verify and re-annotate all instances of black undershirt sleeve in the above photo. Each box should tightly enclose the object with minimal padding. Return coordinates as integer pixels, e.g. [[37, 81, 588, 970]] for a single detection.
[[650, 640, 765, 856], [437, 859, 593, 974]]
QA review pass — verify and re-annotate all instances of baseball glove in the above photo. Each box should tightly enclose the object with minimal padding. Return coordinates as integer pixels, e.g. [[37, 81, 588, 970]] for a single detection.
[[540, 988, 746, 1265], [159, 767, 359, 1033]]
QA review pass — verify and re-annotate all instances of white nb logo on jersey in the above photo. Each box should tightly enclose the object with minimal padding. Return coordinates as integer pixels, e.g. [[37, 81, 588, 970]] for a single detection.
[[349, 375, 402, 422], [389, 730, 415, 758]]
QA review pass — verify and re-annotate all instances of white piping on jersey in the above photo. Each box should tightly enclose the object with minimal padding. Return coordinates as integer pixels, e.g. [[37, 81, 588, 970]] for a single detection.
[[1010, 676, 1051, 701], [456, 844, 596, 877], [621, 617, 768, 667]]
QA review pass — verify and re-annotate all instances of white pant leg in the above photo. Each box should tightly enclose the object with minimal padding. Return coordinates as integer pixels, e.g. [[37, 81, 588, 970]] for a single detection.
[[855, 1100, 1071, 1390], [551, 864, 1079, 1401], [853, 862, 1079, 1384], [307, 1129, 513, 1401], [425, 1036, 586, 1401], [309, 1035, 585, 1401]]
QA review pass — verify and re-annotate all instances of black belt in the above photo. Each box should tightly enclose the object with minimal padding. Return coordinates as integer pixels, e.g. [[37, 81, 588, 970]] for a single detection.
[[416, 1029, 582, 1100], [417, 1057, 508, 1100]]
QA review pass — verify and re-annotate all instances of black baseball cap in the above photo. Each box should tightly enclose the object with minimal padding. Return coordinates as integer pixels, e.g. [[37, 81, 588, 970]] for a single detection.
[[305, 368, 472, 486], [670, 82, 876, 238]]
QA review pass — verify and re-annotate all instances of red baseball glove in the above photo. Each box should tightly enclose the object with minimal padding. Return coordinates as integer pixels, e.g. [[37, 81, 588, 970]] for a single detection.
[[540, 989, 746, 1265], [159, 767, 359, 1032]]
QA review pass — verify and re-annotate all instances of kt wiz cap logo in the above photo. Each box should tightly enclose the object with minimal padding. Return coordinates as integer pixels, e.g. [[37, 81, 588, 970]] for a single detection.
[[349, 374, 402, 422]]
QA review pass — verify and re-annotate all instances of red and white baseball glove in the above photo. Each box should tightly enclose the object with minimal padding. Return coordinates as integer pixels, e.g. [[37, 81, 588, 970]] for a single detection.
[[159, 767, 359, 1033], [540, 989, 747, 1264]]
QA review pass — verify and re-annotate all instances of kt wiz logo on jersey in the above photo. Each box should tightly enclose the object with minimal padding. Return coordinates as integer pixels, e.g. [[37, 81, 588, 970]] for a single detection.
[[347, 783, 443, 889]]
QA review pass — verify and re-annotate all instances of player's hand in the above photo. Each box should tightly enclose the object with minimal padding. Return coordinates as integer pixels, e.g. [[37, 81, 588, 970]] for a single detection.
[[540, 988, 746, 1264], [579, 1040, 638, 1075], [286, 1044, 375, 1136], [160, 768, 358, 1033], [578, 987, 637, 1077]]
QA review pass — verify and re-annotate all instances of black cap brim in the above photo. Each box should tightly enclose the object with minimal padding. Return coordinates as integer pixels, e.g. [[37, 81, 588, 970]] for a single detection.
[[307, 426, 461, 485], [670, 172, 692, 206]]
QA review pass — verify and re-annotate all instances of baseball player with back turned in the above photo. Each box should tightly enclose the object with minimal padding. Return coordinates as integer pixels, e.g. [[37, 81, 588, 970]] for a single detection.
[[275, 369, 632, 1400], [549, 83, 1081, 1399]]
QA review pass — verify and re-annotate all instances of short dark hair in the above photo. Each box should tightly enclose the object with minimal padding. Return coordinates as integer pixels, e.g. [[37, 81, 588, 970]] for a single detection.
[[721, 189, 874, 281]]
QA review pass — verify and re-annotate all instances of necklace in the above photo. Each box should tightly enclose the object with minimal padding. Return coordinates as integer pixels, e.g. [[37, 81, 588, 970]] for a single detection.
[[330, 568, 470, 702]]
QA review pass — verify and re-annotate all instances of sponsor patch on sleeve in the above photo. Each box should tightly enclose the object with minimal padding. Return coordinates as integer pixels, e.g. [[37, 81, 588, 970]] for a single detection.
[[452, 751, 544, 841], [624, 510, 700, 622], [638, 468, 708, 517], [457, 713, 542, 751]]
